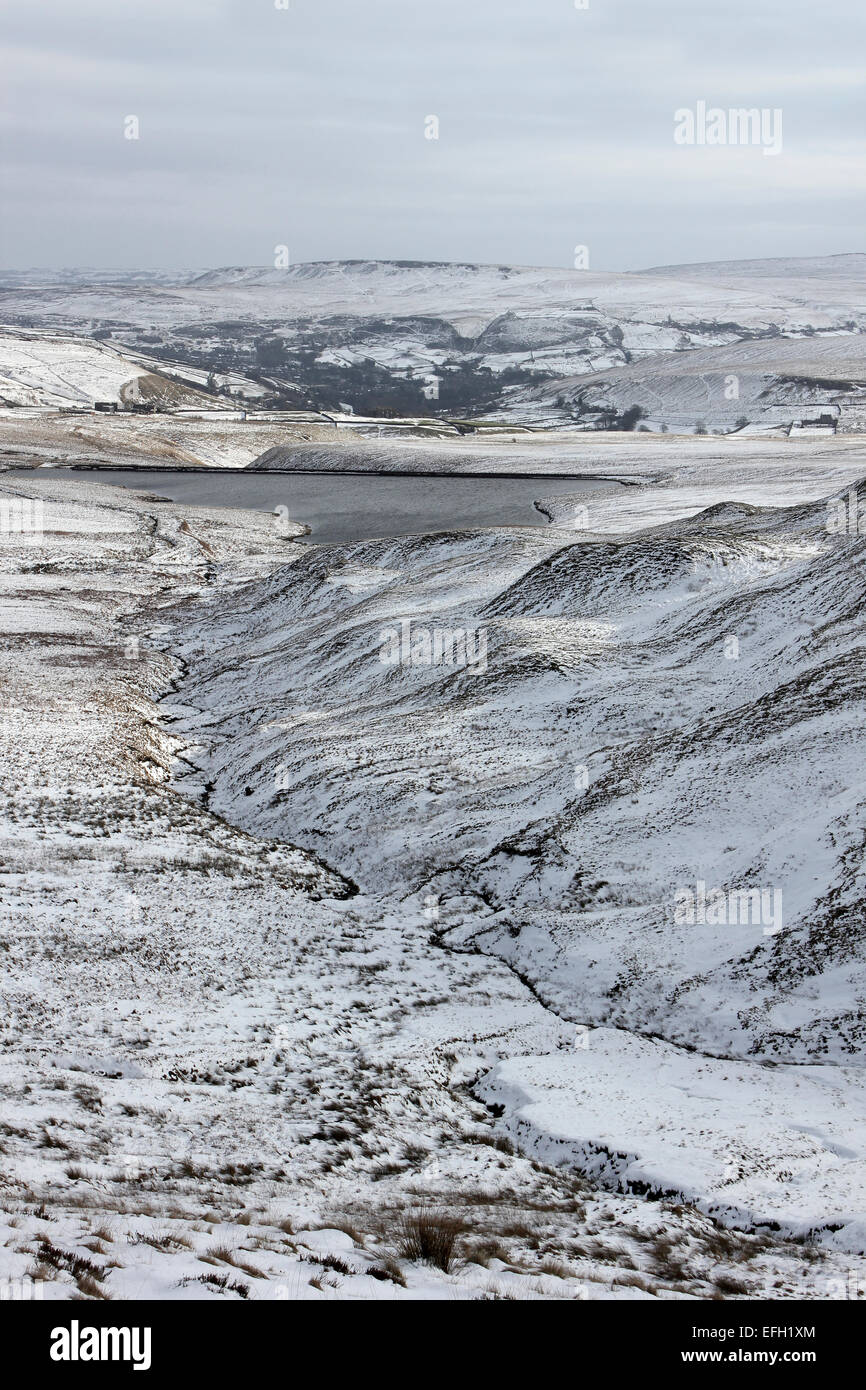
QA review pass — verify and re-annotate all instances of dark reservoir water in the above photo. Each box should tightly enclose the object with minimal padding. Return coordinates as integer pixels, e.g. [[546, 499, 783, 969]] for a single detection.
[[20, 468, 617, 545]]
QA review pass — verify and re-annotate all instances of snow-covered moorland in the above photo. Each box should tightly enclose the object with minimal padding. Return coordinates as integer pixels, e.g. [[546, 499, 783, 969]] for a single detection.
[[1, 434, 865, 1302], [4, 253, 864, 427]]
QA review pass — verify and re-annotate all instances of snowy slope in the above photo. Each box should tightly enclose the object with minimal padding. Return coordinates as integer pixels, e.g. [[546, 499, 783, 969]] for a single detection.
[[163, 446, 866, 1249], [178, 257, 866, 333], [7, 468, 858, 1298], [0, 329, 229, 411], [0, 331, 153, 408], [502, 332, 866, 432]]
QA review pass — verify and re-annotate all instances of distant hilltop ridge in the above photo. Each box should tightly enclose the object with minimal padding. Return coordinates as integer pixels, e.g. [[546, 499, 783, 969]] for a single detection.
[[1, 252, 864, 290], [190, 253, 866, 288]]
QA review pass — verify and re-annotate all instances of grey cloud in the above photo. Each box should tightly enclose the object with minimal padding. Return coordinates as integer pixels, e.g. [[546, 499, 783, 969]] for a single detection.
[[1, 0, 863, 270]]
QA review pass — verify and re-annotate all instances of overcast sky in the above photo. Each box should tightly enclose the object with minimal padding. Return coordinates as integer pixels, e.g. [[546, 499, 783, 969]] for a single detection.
[[2, 0, 863, 271]]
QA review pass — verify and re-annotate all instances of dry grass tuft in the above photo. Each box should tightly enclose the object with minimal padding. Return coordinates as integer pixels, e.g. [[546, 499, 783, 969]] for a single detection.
[[714, 1273, 753, 1296], [367, 1255, 407, 1287], [398, 1208, 463, 1273], [74, 1272, 111, 1300]]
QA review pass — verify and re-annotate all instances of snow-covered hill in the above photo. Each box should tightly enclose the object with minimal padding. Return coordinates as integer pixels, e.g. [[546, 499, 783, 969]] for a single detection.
[[179, 256, 866, 331], [640, 254, 866, 283], [161, 444, 866, 1249], [0, 329, 228, 411], [0, 331, 153, 409], [504, 332, 866, 433]]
